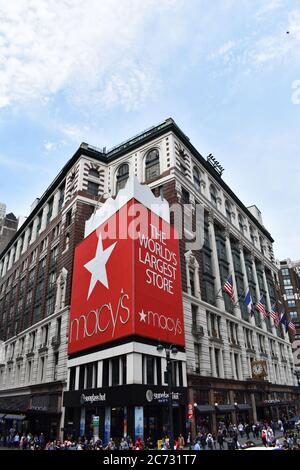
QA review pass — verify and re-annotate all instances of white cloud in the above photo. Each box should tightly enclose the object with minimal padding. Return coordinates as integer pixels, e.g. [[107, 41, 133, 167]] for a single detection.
[[0, 154, 51, 173], [43, 141, 56, 151], [0, 0, 182, 111], [209, 40, 236, 63], [255, 0, 283, 19]]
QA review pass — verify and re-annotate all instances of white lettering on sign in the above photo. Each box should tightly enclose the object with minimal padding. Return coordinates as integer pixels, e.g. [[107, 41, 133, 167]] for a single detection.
[[69, 289, 130, 343], [81, 393, 106, 403], [139, 309, 182, 336], [138, 226, 178, 294]]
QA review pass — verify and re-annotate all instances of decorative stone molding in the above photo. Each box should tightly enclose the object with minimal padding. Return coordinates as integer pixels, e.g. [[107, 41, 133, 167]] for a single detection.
[[55, 267, 68, 312], [185, 250, 199, 269], [207, 210, 215, 225]]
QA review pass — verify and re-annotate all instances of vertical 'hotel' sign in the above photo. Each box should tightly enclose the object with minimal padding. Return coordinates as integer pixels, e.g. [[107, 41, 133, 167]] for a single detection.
[[68, 176, 185, 354]]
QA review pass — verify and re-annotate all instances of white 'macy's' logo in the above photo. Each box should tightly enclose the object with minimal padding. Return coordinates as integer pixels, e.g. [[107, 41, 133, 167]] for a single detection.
[[139, 309, 182, 336], [84, 233, 117, 299]]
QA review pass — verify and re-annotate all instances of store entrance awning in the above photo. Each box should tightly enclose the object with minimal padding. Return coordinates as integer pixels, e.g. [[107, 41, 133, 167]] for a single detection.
[[216, 405, 236, 412], [0, 413, 6, 419], [196, 405, 215, 413], [3, 414, 26, 420], [236, 404, 252, 411]]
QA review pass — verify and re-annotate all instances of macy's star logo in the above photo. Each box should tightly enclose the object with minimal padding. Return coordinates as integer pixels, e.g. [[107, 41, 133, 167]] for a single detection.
[[139, 309, 147, 322], [84, 233, 117, 299]]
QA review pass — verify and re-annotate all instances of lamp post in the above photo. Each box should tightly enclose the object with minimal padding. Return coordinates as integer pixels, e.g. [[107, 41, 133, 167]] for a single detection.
[[157, 344, 178, 450]]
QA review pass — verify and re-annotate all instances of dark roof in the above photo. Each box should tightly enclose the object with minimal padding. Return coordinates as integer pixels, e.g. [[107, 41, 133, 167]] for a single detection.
[[5, 213, 17, 220], [0, 118, 273, 260]]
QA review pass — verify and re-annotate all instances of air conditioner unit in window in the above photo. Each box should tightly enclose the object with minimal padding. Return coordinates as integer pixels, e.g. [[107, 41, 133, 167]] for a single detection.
[[192, 325, 204, 337]]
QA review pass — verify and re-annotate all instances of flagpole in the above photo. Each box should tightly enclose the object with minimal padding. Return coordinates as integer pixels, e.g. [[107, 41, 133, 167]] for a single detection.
[[231, 286, 247, 310]]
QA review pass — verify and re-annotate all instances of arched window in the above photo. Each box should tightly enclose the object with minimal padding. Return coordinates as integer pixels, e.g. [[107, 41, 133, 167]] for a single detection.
[[249, 226, 255, 245], [225, 200, 232, 220], [193, 166, 201, 189], [116, 163, 129, 193], [89, 168, 99, 178], [259, 236, 265, 254], [210, 184, 218, 208], [145, 149, 160, 181]]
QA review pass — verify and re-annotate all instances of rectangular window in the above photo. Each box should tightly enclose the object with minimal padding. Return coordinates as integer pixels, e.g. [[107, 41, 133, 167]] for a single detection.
[[215, 349, 220, 377], [87, 181, 99, 196], [111, 357, 119, 386], [288, 300, 296, 307], [79, 365, 85, 389], [194, 343, 201, 373], [192, 304, 198, 328], [285, 289, 294, 296], [69, 368, 76, 391], [53, 352, 59, 381], [156, 357, 161, 385], [66, 210, 72, 227], [27, 360, 32, 383], [189, 270, 195, 296], [86, 363, 93, 389], [181, 188, 190, 204], [122, 356, 127, 385], [146, 356, 155, 385], [178, 361, 183, 386], [56, 317, 62, 339], [40, 356, 45, 382], [102, 359, 109, 387], [93, 362, 98, 388]]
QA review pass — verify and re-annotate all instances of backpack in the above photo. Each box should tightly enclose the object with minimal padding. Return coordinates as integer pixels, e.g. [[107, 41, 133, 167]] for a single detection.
[[207, 437, 213, 447]]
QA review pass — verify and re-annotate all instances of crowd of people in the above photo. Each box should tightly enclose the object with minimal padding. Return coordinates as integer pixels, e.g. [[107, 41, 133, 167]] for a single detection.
[[192, 418, 300, 450], [0, 417, 299, 450]]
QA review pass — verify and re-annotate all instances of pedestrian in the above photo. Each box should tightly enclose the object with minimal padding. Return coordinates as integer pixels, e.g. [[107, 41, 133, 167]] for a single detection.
[[206, 433, 214, 450], [261, 428, 268, 447], [232, 433, 239, 450], [217, 430, 224, 450], [186, 432, 192, 450], [178, 433, 185, 449], [193, 440, 201, 451], [200, 433, 206, 450], [238, 423, 244, 438]]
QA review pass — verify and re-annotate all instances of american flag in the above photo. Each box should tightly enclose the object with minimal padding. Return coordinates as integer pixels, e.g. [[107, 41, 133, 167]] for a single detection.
[[288, 321, 296, 332], [223, 274, 235, 302], [256, 295, 268, 318], [270, 303, 280, 327]]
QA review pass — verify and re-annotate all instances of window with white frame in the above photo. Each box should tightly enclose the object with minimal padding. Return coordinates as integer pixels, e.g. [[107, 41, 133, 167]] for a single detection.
[[193, 166, 201, 190], [145, 149, 160, 181]]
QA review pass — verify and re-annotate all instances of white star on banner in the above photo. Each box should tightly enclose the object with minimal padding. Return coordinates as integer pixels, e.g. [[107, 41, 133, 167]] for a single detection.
[[139, 309, 147, 322], [84, 233, 117, 299]]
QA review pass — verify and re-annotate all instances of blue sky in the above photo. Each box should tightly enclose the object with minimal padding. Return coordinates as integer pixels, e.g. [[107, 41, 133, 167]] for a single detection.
[[0, 0, 299, 260]]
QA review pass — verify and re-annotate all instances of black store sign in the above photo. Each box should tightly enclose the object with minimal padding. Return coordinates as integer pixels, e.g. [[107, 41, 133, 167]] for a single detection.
[[63, 385, 187, 408]]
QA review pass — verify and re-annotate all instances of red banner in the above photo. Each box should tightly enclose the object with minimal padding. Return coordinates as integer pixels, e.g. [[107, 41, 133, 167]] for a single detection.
[[68, 198, 185, 354]]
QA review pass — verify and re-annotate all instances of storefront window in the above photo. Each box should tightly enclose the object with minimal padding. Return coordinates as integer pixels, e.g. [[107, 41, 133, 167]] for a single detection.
[[233, 391, 247, 404], [111, 407, 124, 439], [194, 389, 210, 405], [213, 390, 229, 404]]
